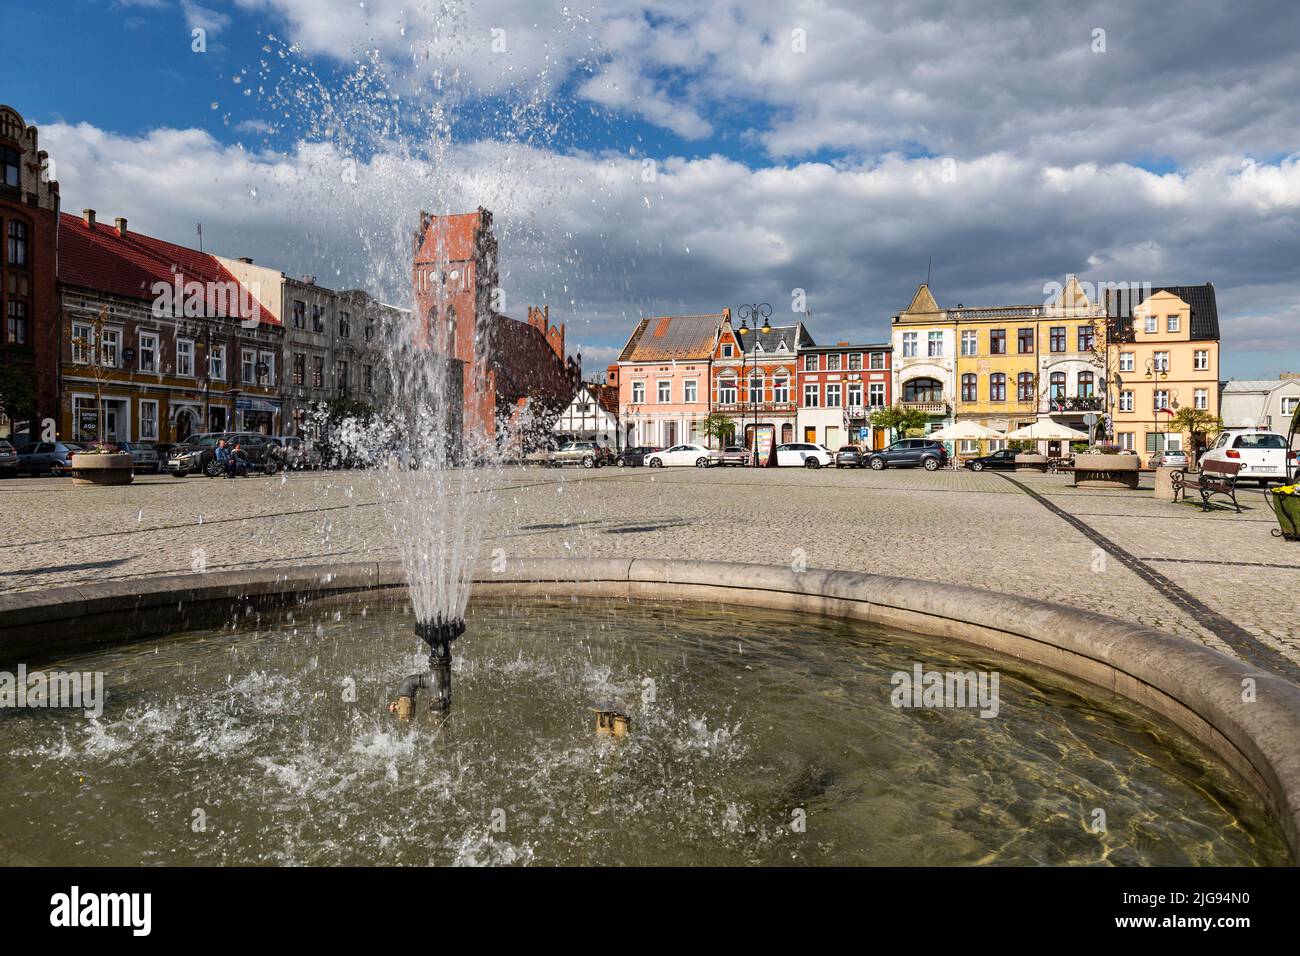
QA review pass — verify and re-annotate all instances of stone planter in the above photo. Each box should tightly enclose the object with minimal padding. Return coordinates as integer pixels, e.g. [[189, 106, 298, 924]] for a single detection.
[[1270, 491, 1300, 541], [1014, 453, 1048, 473], [1073, 453, 1139, 489], [70, 452, 135, 486]]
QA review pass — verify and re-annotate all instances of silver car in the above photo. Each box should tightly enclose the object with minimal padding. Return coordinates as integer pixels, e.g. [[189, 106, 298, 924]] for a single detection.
[[118, 441, 161, 473]]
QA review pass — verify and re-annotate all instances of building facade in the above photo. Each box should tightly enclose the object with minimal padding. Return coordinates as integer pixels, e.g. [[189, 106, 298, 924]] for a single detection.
[[711, 315, 808, 457], [1105, 285, 1221, 457], [796, 341, 892, 449], [891, 284, 957, 433], [616, 312, 723, 448], [552, 381, 620, 447], [57, 210, 282, 443], [0, 105, 60, 438], [1220, 375, 1300, 441]]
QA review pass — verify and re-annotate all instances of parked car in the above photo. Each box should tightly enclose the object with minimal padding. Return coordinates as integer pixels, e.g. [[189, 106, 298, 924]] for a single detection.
[[615, 445, 660, 467], [201, 433, 282, 477], [547, 441, 608, 468], [1148, 449, 1190, 469], [165, 433, 226, 476], [718, 445, 752, 467], [117, 441, 161, 474], [834, 445, 865, 468], [866, 438, 948, 471], [0, 439, 17, 478], [964, 448, 1018, 472], [646, 444, 721, 468], [16, 441, 84, 476], [1199, 429, 1297, 486], [774, 443, 833, 468]]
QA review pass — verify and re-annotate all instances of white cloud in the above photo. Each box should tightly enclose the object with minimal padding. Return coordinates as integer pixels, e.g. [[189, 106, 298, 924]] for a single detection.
[[181, 0, 231, 35]]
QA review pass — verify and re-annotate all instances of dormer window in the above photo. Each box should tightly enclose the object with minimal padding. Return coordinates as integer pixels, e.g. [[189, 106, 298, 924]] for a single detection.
[[722, 343, 733, 358]]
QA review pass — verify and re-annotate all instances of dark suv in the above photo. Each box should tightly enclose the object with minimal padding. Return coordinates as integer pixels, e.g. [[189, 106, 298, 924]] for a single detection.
[[167, 432, 282, 477], [866, 438, 948, 471]]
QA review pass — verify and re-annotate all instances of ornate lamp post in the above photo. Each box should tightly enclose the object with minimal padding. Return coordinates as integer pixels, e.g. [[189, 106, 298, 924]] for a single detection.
[[736, 303, 772, 467]]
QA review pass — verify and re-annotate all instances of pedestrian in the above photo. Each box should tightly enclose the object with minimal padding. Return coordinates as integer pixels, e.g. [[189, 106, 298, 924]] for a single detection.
[[214, 438, 233, 478]]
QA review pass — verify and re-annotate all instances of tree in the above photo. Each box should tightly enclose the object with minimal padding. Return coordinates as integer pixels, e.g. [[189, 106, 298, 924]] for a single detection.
[[1169, 406, 1223, 454], [699, 412, 736, 449], [870, 404, 929, 439], [0, 365, 36, 431]]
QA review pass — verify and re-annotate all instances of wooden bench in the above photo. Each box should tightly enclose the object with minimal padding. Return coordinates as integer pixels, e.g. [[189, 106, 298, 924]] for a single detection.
[[1171, 459, 1242, 513]]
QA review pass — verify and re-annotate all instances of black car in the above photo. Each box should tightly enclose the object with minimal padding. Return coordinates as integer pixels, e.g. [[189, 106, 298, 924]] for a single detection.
[[963, 448, 1018, 472], [866, 438, 948, 471], [834, 445, 865, 468], [615, 446, 660, 467]]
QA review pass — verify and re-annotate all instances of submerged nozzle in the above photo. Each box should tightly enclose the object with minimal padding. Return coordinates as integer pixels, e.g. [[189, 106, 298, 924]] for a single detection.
[[390, 616, 464, 718]]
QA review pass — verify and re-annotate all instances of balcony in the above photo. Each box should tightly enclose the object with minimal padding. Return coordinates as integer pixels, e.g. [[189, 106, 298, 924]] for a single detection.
[[713, 401, 797, 415], [1052, 396, 1104, 412], [901, 400, 949, 414]]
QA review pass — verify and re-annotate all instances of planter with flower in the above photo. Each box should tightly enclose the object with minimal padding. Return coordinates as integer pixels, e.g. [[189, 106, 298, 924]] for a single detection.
[[70, 444, 135, 486], [1271, 484, 1300, 541]]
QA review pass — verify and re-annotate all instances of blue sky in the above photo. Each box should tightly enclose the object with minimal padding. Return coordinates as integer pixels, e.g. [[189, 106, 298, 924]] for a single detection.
[[10, 0, 1300, 378]]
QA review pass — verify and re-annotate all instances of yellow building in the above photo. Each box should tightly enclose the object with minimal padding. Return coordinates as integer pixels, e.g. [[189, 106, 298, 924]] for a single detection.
[[950, 276, 1106, 456], [1105, 285, 1221, 457]]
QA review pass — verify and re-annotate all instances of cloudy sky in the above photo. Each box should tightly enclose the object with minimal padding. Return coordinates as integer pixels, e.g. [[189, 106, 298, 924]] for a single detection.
[[10, 0, 1300, 377]]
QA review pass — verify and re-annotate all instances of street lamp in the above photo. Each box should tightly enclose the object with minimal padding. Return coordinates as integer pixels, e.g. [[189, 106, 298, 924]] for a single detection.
[[736, 303, 772, 467]]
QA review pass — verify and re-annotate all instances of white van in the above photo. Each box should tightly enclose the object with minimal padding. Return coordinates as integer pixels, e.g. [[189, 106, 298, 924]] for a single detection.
[[1199, 429, 1297, 485]]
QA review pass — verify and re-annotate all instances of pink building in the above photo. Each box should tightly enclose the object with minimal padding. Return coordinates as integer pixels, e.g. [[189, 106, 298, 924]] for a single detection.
[[613, 312, 726, 448]]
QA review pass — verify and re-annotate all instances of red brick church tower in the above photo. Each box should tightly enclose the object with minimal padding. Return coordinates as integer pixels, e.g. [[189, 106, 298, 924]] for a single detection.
[[412, 207, 580, 446]]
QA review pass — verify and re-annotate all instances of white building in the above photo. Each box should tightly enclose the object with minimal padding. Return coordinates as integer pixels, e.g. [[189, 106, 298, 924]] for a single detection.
[[891, 284, 956, 431], [551, 382, 620, 448], [1221, 376, 1300, 443]]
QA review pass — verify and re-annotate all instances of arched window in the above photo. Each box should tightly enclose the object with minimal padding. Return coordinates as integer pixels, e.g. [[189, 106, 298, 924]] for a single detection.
[[903, 377, 943, 402], [961, 373, 977, 402], [990, 373, 1006, 402], [1017, 372, 1035, 402]]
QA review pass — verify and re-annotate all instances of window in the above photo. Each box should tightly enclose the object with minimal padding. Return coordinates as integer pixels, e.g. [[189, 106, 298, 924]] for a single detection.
[[803, 383, 820, 407], [1166, 433, 1183, 452], [718, 378, 736, 404], [1118, 432, 1135, 451], [312, 305, 325, 333], [292, 300, 306, 329], [1077, 372, 1094, 398], [1153, 351, 1170, 372], [868, 383, 885, 406], [827, 353, 841, 371], [990, 373, 1007, 402], [959, 439, 980, 455], [7, 219, 28, 266], [1017, 372, 1035, 402], [1119, 352, 1135, 372], [293, 353, 306, 386], [1194, 349, 1209, 370], [989, 329, 1006, 354], [338, 312, 350, 338], [847, 383, 862, 407], [364, 365, 374, 395], [1146, 431, 1167, 454], [1049, 372, 1066, 400], [961, 330, 977, 356], [869, 351, 885, 370], [208, 344, 226, 381], [365, 316, 375, 342], [848, 353, 862, 371], [258, 351, 275, 386], [1282, 397, 1299, 416], [336, 360, 349, 396], [903, 378, 943, 402], [100, 327, 120, 367], [6, 301, 27, 344], [140, 400, 159, 441], [902, 332, 917, 358], [1154, 389, 1170, 411], [927, 331, 944, 357], [722, 343, 733, 358], [684, 380, 698, 403], [961, 373, 977, 402], [748, 374, 764, 402], [242, 348, 256, 383], [657, 380, 670, 403], [1167, 314, 1180, 333], [138, 331, 158, 371], [826, 383, 842, 407], [1017, 328, 1034, 354], [804, 353, 819, 370], [177, 338, 194, 376], [632, 381, 645, 404], [312, 356, 324, 388], [1, 145, 19, 188], [1077, 325, 1095, 352], [72, 322, 94, 363], [1195, 388, 1208, 410], [1119, 390, 1134, 412], [1050, 326, 1066, 352], [1144, 314, 1157, 334], [769, 377, 787, 404]]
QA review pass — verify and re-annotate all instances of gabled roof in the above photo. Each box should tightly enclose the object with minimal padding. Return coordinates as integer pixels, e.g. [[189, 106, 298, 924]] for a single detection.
[[617, 313, 723, 362], [1106, 283, 1220, 341], [1222, 379, 1300, 393], [58, 212, 278, 324], [739, 323, 813, 355]]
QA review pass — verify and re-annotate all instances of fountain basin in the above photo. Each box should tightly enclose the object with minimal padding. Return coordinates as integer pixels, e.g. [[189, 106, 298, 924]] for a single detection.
[[1, 558, 1298, 863]]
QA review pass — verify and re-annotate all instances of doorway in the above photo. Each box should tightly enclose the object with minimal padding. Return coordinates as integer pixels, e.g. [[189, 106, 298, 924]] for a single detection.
[[803, 426, 816, 443]]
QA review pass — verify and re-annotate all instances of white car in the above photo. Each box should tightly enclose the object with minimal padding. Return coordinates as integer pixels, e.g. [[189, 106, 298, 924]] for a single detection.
[[645, 443, 721, 468], [775, 442, 833, 468], [1200, 429, 1297, 485]]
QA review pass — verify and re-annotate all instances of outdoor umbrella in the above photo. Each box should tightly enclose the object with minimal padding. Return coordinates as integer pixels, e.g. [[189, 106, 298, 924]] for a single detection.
[[1004, 418, 1090, 442], [927, 421, 1006, 440]]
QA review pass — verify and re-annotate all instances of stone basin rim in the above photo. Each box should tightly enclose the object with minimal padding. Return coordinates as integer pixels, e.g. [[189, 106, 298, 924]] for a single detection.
[[1, 556, 1297, 864]]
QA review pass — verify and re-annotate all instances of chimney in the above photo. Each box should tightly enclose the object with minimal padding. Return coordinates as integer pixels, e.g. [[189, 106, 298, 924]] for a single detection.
[[837, 341, 850, 347], [83, 208, 96, 228], [238, 256, 253, 264], [115, 217, 127, 237], [302, 275, 316, 285]]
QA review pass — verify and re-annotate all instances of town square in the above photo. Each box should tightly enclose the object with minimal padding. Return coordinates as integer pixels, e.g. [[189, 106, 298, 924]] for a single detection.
[[1, 0, 1299, 929]]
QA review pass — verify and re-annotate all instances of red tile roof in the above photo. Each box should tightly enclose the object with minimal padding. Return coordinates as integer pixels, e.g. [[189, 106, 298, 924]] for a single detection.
[[57, 212, 279, 325]]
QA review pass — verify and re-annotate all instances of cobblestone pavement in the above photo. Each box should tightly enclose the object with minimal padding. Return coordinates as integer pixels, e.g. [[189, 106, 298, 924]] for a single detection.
[[2, 465, 1297, 678]]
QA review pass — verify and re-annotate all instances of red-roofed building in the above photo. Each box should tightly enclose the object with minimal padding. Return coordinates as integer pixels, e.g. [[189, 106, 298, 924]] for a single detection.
[[0, 105, 60, 438], [411, 207, 580, 450], [57, 209, 284, 444]]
